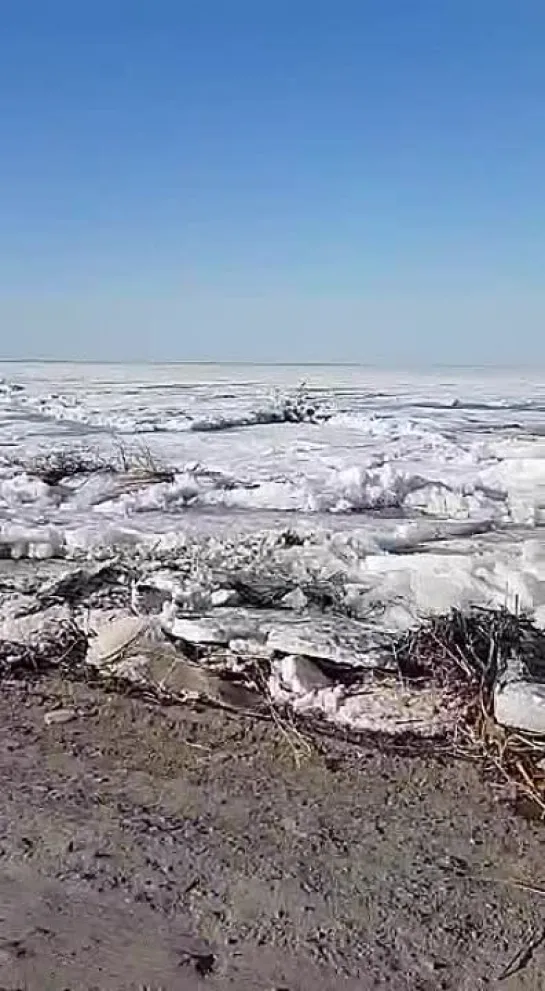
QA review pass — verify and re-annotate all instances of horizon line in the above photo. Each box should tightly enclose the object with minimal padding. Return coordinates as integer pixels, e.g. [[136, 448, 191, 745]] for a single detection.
[[1, 358, 544, 370]]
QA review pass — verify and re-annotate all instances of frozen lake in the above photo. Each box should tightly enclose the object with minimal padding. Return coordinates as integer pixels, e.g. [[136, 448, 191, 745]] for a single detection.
[[1, 362, 545, 629]]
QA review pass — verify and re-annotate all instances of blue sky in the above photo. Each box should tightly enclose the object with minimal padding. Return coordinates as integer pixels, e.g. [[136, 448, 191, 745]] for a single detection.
[[0, 0, 544, 363]]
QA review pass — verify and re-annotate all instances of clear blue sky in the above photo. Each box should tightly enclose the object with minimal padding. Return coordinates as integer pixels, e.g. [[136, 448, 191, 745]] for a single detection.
[[1, 0, 544, 363]]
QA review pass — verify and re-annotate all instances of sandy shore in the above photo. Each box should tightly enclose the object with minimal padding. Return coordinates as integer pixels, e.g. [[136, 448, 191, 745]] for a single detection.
[[0, 671, 544, 990]]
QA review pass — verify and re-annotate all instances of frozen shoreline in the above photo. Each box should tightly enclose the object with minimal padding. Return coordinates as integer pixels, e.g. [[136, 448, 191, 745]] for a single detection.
[[2, 543, 545, 746], [1, 363, 545, 741]]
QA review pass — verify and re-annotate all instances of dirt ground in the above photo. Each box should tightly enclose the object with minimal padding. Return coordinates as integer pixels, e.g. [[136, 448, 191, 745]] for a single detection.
[[0, 674, 544, 990]]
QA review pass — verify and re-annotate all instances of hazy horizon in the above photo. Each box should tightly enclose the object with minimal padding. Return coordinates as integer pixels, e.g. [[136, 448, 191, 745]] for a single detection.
[[2, 358, 545, 374]]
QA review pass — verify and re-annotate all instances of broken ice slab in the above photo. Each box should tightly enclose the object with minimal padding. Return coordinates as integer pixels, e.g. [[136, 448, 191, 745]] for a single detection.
[[210, 588, 239, 608], [228, 638, 272, 658], [85, 616, 260, 709], [280, 588, 309, 611], [86, 615, 158, 667], [159, 606, 397, 670], [266, 616, 396, 670], [162, 616, 230, 646], [161, 608, 265, 645]]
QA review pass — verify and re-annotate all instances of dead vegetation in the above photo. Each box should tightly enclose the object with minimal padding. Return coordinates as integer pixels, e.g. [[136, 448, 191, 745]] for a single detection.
[[27, 440, 174, 487], [396, 608, 545, 818], [28, 450, 111, 486], [396, 606, 543, 688], [113, 439, 174, 483], [0, 620, 87, 680]]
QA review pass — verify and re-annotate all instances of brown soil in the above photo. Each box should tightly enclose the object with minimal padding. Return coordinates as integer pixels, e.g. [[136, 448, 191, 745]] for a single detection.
[[0, 674, 544, 990]]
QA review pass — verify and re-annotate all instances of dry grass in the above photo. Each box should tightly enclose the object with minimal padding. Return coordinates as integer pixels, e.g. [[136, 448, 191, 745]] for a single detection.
[[0, 620, 88, 679], [29, 449, 111, 485], [113, 439, 174, 483], [396, 607, 545, 818], [266, 699, 314, 767], [27, 441, 174, 487]]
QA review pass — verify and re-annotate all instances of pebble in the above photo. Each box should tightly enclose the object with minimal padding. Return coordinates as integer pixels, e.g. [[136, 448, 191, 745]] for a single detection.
[[44, 707, 77, 726]]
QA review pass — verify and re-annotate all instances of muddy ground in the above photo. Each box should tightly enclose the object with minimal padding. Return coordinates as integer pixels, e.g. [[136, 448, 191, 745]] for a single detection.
[[0, 674, 543, 990]]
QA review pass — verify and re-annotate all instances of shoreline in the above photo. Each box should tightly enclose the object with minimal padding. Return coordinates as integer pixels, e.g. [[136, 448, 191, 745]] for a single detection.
[[1, 671, 544, 989]]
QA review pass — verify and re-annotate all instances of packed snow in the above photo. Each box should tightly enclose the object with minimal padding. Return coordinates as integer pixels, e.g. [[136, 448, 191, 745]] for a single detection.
[[1, 363, 545, 634]]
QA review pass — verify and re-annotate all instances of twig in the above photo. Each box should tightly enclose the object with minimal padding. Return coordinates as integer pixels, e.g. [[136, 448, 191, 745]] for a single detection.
[[515, 759, 545, 816], [266, 699, 313, 767], [478, 875, 545, 898], [498, 927, 545, 981]]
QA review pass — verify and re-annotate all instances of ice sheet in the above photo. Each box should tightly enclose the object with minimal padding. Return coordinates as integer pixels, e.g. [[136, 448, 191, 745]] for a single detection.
[[1, 362, 544, 629]]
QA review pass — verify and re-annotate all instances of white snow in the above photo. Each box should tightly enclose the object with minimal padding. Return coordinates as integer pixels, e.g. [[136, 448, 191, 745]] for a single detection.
[[1, 362, 545, 651]]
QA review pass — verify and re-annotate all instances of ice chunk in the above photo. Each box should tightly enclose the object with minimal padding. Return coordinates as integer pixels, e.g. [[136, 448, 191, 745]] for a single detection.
[[267, 617, 394, 669], [162, 616, 229, 646], [302, 683, 455, 737], [494, 655, 545, 735], [87, 615, 157, 666], [272, 655, 331, 696]]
